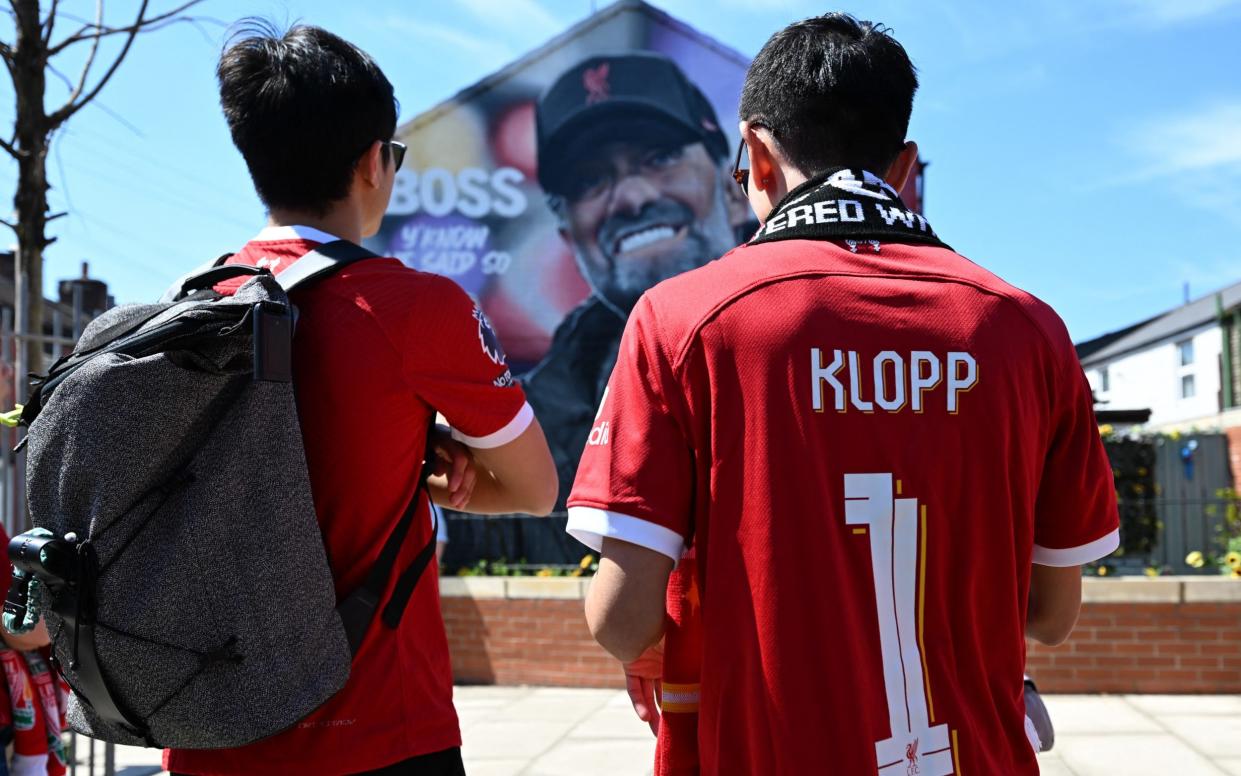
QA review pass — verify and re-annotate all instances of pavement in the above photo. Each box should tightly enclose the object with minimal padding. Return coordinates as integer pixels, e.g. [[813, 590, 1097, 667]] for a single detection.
[[92, 688, 1241, 775]]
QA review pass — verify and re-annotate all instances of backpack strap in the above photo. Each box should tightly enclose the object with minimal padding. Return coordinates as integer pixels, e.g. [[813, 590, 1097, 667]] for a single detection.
[[336, 427, 440, 657], [160, 254, 233, 303], [274, 240, 379, 291]]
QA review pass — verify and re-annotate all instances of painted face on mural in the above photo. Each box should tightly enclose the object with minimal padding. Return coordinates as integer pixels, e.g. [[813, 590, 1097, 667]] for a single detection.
[[559, 137, 736, 313]]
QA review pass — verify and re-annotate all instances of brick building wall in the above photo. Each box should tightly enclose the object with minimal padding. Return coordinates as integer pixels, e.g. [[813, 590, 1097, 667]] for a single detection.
[[1227, 425, 1241, 490], [441, 577, 1241, 693]]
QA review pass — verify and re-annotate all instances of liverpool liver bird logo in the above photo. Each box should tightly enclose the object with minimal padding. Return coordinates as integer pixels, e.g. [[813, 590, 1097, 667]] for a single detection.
[[583, 63, 610, 104]]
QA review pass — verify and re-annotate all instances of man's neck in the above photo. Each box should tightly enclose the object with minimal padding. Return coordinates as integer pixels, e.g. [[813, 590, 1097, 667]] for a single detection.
[[267, 205, 364, 244]]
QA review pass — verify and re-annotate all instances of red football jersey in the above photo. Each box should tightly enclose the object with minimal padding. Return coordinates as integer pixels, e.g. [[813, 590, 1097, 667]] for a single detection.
[[568, 238, 1118, 775], [166, 225, 531, 775]]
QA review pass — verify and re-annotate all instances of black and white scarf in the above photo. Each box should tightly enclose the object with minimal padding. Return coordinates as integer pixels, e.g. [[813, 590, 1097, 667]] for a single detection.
[[749, 168, 950, 251]]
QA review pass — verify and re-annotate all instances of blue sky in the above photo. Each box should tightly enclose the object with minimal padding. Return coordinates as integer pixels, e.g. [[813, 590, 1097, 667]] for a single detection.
[[1, 0, 1239, 342]]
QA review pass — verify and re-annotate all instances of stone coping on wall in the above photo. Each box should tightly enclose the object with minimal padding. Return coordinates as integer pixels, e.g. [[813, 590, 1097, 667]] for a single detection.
[[440, 575, 1240, 603]]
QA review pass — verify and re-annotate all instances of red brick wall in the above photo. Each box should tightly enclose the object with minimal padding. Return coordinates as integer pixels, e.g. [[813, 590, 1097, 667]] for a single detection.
[[1027, 601, 1241, 693], [443, 593, 1241, 693], [1226, 426, 1241, 489], [442, 596, 624, 688]]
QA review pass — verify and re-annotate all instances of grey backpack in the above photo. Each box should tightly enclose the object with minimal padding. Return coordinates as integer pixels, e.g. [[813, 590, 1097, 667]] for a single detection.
[[4, 241, 438, 748]]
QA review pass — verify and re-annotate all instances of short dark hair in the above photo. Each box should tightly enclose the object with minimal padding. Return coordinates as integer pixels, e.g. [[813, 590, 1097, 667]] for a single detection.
[[739, 14, 917, 176], [217, 21, 398, 214]]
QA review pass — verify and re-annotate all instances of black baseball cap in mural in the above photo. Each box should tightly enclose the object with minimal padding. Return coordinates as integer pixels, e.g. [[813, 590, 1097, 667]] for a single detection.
[[536, 52, 730, 195]]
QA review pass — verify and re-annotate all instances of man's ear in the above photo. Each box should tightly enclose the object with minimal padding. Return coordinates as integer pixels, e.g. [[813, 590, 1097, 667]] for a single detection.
[[740, 121, 779, 195], [358, 139, 386, 189], [883, 141, 919, 193]]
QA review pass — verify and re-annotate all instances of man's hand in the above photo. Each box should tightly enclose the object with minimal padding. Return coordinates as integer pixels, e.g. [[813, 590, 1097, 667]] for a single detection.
[[426, 425, 477, 510], [1, 619, 50, 652], [624, 640, 664, 736]]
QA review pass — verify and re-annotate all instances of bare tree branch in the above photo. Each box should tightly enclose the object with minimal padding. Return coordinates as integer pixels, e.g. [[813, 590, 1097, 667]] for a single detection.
[[54, 0, 104, 116], [46, 211, 66, 222], [0, 218, 16, 235], [47, 0, 150, 128], [0, 136, 19, 159], [48, 0, 203, 55], [41, 0, 58, 47]]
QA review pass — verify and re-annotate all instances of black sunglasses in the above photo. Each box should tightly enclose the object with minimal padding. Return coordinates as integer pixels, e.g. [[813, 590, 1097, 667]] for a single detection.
[[385, 140, 407, 170], [732, 123, 770, 193], [732, 138, 749, 192]]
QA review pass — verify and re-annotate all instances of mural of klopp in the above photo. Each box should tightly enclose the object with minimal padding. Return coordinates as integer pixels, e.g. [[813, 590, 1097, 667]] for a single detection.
[[524, 52, 750, 508]]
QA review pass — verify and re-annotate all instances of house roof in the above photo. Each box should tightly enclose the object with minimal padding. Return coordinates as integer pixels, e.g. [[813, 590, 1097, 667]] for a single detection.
[[396, 0, 749, 136], [1079, 278, 1241, 367]]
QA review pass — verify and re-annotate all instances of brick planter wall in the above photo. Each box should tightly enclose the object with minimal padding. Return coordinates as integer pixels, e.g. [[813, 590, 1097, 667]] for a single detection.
[[1025, 578, 1241, 693], [441, 576, 1241, 692], [441, 577, 623, 688]]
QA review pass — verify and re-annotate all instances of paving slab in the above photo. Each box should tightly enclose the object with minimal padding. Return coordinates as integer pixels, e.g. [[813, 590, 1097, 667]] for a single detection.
[[76, 690, 1241, 775], [1159, 714, 1241, 758], [1041, 694, 1163, 733], [1055, 733, 1225, 776], [1127, 695, 1241, 716], [461, 719, 578, 761], [1218, 758, 1241, 776], [459, 759, 531, 776]]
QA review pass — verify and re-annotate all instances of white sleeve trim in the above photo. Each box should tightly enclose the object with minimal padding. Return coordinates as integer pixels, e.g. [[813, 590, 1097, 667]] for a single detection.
[[451, 401, 533, 449], [1032, 528, 1120, 567], [566, 506, 685, 562]]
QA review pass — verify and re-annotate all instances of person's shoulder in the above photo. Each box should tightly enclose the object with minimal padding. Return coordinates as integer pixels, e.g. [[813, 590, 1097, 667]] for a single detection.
[[639, 241, 816, 346], [330, 258, 474, 312], [929, 245, 1076, 359]]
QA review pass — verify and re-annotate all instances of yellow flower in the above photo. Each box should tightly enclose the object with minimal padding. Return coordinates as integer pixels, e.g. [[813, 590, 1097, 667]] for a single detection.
[[1186, 551, 1206, 569], [1169, 430, 1182, 441], [1098, 424, 1114, 436], [1144, 567, 1159, 577], [536, 568, 554, 577], [1097, 565, 1110, 576], [579, 554, 596, 569], [1225, 552, 1241, 571]]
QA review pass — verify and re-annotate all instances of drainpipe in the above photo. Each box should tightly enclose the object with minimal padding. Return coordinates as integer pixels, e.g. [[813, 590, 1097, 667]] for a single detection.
[[1219, 293, 1235, 410]]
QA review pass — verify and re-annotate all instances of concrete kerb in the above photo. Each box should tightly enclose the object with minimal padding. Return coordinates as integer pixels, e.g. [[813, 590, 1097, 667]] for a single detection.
[[439, 575, 1241, 603]]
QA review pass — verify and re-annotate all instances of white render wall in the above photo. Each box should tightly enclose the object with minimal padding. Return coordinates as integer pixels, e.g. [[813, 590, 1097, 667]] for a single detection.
[[1086, 323, 1224, 427]]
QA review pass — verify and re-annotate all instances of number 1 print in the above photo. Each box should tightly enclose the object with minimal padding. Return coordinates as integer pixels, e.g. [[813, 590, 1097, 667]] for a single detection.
[[845, 473, 955, 775]]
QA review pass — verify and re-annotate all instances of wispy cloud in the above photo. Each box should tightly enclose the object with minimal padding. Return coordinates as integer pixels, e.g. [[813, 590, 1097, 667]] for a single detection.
[[1123, 101, 1241, 179], [1110, 0, 1241, 25], [375, 16, 515, 69], [456, 0, 563, 41], [1111, 100, 1241, 223]]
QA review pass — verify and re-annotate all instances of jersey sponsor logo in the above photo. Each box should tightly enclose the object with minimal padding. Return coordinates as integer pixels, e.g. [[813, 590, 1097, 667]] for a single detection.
[[493, 368, 514, 388], [474, 307, 507, 366], [809, 349, 978, 415], [587, 421, 610, 446]]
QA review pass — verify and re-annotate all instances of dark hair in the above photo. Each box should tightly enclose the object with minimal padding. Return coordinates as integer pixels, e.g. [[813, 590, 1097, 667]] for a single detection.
[[217, 20, 398, 214], [739, 14, 917, 176]]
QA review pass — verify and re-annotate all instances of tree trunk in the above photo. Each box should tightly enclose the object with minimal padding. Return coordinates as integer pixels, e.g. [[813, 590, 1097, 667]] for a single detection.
[[12, 0, 50, 381]]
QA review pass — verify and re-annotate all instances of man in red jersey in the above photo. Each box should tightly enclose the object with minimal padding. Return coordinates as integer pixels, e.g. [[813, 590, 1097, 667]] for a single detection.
[[164, 22, 557, 776], [567, 13, 1118, 775]]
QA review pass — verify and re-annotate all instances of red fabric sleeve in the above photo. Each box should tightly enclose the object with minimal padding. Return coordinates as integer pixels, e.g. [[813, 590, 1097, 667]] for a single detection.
[[1032, 350, 1120, 566], [566, 295, 693, 560], [404, 276, 530, 447]]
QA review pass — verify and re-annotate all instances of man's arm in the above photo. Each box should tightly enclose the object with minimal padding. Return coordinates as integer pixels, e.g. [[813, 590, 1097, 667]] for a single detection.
[[586, 537, 675, 663], [1027, 563, 1082, 646], [450, 419, 558, 516]]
